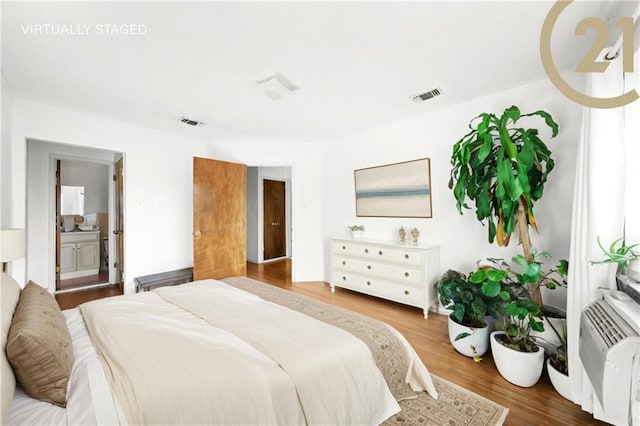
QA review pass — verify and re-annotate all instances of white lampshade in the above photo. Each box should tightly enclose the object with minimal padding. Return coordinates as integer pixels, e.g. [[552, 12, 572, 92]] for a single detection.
[[0, 228, 25, 263]]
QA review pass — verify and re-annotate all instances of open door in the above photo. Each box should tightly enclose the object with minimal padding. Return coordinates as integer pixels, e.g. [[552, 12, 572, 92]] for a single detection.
[[55, 160, 61, 290], [193, 157, 247, 280], [114, 157, 124, 292], [263, 179, 287, 260]]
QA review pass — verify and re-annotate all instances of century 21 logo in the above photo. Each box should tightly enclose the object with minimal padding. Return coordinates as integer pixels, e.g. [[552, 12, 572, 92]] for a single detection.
[[540, 0, 638, 108]]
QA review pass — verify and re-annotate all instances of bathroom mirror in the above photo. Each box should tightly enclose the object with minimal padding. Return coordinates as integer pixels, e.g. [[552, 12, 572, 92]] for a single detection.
[[61, 185, 85, 215]]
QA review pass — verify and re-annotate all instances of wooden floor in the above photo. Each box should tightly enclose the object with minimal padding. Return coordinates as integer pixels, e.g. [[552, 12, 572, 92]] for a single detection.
[[249, 259, 604, 426], [57, 258, 604, 425], [58, 269, 110, 291]]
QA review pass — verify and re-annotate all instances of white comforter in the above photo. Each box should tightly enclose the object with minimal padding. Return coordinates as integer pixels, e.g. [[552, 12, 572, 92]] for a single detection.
[[81, 279, 400, 425]]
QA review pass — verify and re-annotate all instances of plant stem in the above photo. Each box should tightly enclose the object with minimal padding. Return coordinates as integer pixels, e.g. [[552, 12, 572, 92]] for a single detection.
[[516, 198, 543, 308]]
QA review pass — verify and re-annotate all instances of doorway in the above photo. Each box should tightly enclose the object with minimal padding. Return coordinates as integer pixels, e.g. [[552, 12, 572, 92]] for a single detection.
[[25, 139, 123, 294], [245, 167, 292, 279]]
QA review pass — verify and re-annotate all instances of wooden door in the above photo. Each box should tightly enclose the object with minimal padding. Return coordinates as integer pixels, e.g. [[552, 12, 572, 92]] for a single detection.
[[55, 160, 61, 290], [263, 179, 286, 260], [114, 157, 124, 291], [193, 157, 247, 280]]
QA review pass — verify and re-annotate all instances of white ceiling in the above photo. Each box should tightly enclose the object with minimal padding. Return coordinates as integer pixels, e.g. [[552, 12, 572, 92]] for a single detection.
[[1, 1, 636, 143]]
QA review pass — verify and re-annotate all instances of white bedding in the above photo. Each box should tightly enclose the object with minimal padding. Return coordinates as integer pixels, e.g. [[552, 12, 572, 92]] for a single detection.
[[8, 309, 121, 425], [8, 278, 430, 425], [81, 280, 399, 425]]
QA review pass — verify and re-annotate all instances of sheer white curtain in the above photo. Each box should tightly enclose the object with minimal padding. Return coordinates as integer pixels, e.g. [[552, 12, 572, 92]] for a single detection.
[[567, 35, 640, 419], [566, 55, 626, 417]]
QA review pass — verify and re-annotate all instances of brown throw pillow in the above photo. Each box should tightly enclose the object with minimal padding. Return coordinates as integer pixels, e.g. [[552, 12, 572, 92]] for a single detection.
[[6, 281, 73, 407]]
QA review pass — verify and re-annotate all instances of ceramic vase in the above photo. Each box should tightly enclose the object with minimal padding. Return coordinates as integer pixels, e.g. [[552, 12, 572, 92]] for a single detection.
[[546, 359, 571, 400], [448, 315, 489, 357], [490, 331, 544, 387]]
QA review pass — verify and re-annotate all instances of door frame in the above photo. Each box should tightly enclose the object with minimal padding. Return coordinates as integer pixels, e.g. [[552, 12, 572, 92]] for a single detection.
[[42, 146, 124, 293]]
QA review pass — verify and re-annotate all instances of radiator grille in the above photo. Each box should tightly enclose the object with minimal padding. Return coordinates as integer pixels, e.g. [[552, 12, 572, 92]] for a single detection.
[[585, 301, 628, 348]]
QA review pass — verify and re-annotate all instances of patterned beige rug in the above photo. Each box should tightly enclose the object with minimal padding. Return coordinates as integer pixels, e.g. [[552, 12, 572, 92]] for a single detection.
[[384, 375, 508, 426]]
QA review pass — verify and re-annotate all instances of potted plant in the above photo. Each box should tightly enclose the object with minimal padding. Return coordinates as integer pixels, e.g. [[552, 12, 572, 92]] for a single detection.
[[544, 320, 571, 400], [437, 268, 508, 360], [348, 225, 365, 239], [591, 237, 640, 289], [478, 254, 566, 387], [449, 105, 559, 309]]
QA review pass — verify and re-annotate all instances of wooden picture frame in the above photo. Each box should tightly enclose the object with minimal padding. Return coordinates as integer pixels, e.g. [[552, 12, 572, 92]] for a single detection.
[[354, 158, 432, 218]]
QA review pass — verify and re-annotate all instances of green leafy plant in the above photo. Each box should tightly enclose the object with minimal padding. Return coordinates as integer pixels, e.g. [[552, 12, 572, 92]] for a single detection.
[[543, 319, 568, 375], [479, 252, 568, 353], [437, 270, 506, 341], [449, 105, 560, 308], [348, 225, 365, 231], [591, 236, 639, 274]]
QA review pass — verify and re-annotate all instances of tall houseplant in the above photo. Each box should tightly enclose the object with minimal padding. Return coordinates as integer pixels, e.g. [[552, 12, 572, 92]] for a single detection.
[[449, 105, 559, 308]]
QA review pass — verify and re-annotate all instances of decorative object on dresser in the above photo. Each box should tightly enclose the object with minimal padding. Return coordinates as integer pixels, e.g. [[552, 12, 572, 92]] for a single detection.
[[60, 231, 100, 279], [348, 225, 365, 239], [134, 267, 194, 292], [410, 227, 420, 243], [398, 227, 406, 242], [330, 237, 440, 319], [354, 158, 432, 218]]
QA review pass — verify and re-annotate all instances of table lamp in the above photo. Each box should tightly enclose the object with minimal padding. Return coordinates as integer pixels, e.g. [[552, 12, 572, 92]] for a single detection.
[[0, 228, 25, 272]]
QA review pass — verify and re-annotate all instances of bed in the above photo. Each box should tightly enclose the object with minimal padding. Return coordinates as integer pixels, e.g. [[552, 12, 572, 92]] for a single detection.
[[1, 272, 439, 425]]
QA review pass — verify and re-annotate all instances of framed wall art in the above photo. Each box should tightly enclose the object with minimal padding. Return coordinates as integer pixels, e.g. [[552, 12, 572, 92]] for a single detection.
[[354, 158, 432, 218]]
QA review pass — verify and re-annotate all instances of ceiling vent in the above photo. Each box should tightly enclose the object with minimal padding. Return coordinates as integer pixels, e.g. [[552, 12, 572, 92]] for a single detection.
[[412, 87, 443, 103], [256, 73, 299, 100], [179, 116, 206, 127]]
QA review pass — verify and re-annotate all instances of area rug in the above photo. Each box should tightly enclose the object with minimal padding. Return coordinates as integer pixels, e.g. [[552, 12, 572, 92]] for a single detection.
[[383, 375, 509, 426]]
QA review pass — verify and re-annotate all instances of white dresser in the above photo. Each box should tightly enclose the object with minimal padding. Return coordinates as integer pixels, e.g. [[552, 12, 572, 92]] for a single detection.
[[60, 231, 100, 279], [330, 237, 440, 319]]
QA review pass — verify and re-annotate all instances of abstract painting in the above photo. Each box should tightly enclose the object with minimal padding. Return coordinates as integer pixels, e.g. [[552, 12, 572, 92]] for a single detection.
[[354, 158, 432, 218]]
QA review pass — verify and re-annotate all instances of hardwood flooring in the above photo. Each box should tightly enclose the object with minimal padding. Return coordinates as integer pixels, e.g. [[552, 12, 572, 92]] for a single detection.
[[57, 258, 604, 425], [249, 259, 604, 426], [58, 269, 110, 291]]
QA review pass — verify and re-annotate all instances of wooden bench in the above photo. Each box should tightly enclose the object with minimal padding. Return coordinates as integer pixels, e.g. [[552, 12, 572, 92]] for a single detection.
[[134, 267, 194, 292]]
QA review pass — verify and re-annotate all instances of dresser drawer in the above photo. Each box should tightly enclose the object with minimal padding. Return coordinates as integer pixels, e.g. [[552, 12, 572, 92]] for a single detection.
[[330, 237, 440, 319], [331, 271, 424, 307], [331, 241, 423, 267], [332, 255, 423, 285]]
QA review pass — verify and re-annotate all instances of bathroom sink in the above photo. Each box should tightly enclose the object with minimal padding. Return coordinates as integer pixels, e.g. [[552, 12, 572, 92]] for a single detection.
[[78, 226, 97, 231]]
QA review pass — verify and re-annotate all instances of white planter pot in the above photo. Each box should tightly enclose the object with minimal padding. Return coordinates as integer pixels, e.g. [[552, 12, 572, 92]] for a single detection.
[[530, 305, 566, 352], [546, 359, 571, 401], [490, 331, 544, 387], [350, 230, 363, 239], [448, 315, 489, 357]]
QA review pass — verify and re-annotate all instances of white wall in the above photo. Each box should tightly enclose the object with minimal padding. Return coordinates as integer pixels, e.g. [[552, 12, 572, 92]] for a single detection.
[[246, 167, 259, 262], [1, 75, 13, 228], [7, 97, 324, 292], [323, 75, 586, 308]]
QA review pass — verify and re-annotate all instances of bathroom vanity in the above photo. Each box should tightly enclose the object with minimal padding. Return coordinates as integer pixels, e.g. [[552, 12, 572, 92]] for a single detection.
[[60, 230, 100, 279]]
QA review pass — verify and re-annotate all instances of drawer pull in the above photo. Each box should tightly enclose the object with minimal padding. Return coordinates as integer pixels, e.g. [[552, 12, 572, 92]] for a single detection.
[[404, 272, 410, 277], [404, 254, 409, 259], [342, 245, 346, 250], [364, 248, 369, 253], [342, 276, 347, 281], [366, 281, 371, 286], [342, 261, 346, 266], [367, 265, 372, 270], [404, 290, 410, 295], [378, 250, 383, 255]]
